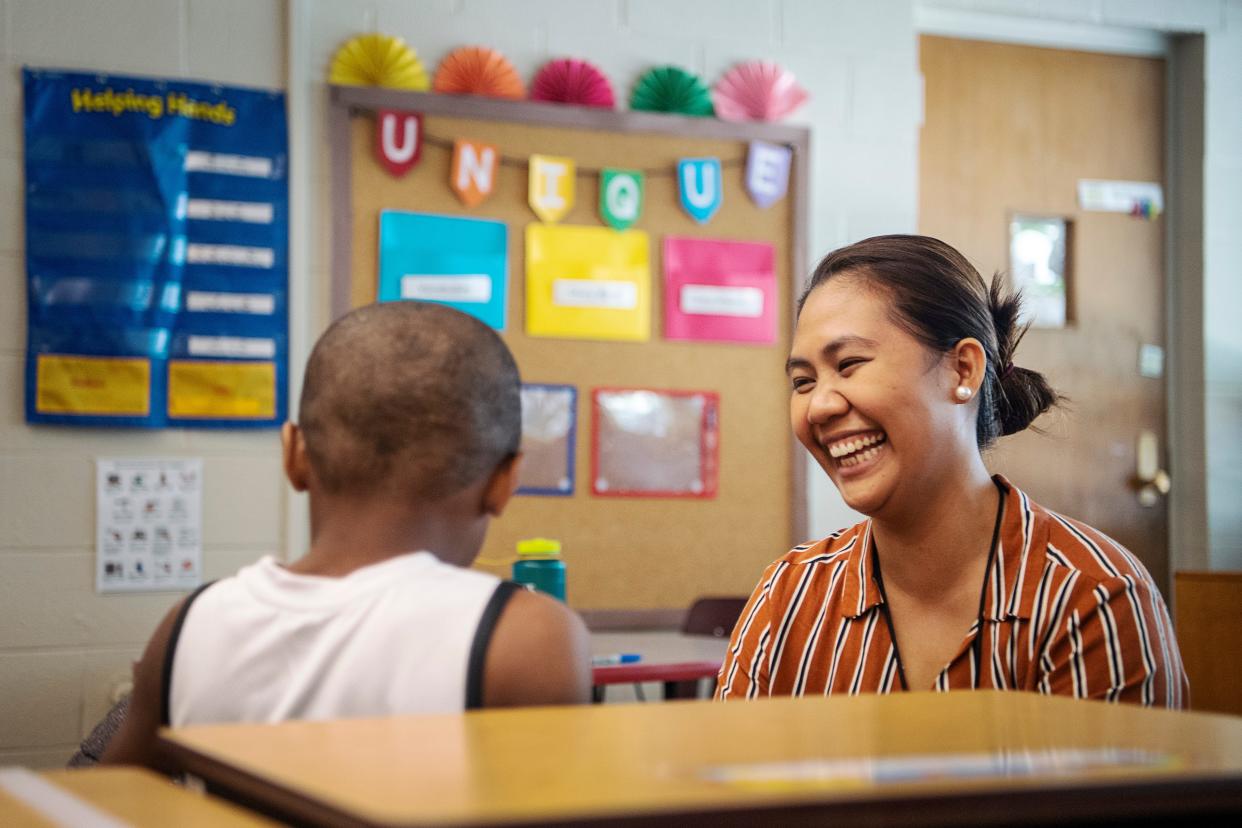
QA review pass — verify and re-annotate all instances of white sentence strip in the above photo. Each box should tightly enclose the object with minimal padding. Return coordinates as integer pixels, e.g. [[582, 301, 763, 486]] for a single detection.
[[401, 274, 492, 303], [187, 244, 275, 268], [187, 335, 276, 359], [185, 151, 273, 178], [0, 767, 129, 828], [185, 291, 276, 315], [186, 199, 274, 223]]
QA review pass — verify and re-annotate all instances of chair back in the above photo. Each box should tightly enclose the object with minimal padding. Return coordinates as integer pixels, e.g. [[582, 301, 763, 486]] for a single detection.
[[682, 596, 747, 638]]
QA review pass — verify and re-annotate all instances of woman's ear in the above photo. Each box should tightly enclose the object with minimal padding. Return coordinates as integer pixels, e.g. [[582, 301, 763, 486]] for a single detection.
[[950, 337, 989, 399], [281, 421, 312, 492]]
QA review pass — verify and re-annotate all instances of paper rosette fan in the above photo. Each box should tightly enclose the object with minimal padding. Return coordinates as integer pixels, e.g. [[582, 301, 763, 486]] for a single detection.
[[328, 33, 429, 90], [712, 60, 809, 122], [433, 46, 525, 99], [530, 58, 615, 108], [630, 66, 714, 117]]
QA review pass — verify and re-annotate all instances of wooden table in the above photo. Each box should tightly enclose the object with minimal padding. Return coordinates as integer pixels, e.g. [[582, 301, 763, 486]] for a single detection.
[[0, 766, 274, 827], [591, 660, 722, 702], [591, 630, 729, 703], [158, 692, 1242, 826]]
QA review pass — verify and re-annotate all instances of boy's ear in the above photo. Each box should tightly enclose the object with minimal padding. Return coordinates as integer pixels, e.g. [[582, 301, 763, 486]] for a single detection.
[[282, 421, 312, 492], [481, 453, 524, 517]]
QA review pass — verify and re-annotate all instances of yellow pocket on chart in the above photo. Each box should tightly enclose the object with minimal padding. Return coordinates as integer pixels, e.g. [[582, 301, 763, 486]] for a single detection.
[[36, 354, 150, 416], [525, 223, 650, 341], [168, 360, 276, 419]]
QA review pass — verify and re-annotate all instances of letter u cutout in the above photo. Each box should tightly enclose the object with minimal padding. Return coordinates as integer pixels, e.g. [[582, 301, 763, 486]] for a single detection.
[[678, 158, 722, 224]]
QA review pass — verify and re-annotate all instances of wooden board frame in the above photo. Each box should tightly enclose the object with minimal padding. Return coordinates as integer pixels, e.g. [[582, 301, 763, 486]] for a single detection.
[[327, 85, 810, 611]]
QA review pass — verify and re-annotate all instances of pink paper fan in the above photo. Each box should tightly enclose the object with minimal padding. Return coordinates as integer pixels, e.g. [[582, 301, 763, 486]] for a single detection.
[[712, 61, 809, 122], [530, 58, 615, 108]]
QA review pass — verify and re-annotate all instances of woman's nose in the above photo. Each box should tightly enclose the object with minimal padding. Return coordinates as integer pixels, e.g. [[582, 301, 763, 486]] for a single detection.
[[807, 383, 848, 423]]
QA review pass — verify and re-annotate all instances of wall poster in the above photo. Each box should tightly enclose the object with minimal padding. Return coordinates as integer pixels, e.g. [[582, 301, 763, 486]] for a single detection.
[[24, 69, 289, 428]]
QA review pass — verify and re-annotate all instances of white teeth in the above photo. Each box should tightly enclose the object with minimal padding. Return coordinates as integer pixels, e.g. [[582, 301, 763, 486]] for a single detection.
[[828, 433, 885, 459]]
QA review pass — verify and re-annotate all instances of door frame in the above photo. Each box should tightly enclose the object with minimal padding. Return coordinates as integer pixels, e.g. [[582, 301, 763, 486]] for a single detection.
[[913, 7, 1211, 582]]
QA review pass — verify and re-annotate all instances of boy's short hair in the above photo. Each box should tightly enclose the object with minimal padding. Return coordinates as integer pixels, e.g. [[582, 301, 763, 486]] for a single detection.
[[297, 302, 521, 500]]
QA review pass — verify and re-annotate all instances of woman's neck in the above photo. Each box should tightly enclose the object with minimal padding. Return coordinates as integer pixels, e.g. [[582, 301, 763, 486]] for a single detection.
[[870, 461, 1000, 603]]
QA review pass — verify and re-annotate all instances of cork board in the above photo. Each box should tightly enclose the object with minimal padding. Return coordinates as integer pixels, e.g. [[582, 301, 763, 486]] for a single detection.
[[329, 86, 809, 610]]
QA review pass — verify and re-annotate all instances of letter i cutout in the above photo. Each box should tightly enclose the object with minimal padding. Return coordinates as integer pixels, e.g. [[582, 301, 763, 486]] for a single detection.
[[529, 155, 575, 223]]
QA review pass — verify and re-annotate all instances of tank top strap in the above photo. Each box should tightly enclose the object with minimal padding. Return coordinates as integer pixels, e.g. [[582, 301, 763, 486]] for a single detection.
[[464, 580, 522, 709], [160, 580, 217, 727]]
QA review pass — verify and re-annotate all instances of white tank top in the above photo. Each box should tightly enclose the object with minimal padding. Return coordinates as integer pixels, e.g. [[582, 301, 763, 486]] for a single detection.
[[166, 552, 513, 727]]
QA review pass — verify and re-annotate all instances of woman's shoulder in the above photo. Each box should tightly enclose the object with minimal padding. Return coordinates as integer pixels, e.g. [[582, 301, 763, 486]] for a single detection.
[[1029, 500, 1157, 587], [773, 519, 870, 569]]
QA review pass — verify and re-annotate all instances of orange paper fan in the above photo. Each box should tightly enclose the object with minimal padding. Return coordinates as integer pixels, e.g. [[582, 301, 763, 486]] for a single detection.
[[433, 46, 525, 99]]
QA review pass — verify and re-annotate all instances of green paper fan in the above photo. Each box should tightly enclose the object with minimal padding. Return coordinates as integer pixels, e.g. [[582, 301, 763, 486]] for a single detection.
[[630, 66, 715, 117]]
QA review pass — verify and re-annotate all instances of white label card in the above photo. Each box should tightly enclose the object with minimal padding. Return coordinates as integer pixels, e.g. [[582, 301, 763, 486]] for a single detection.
[[186, 291, 276, 315], [187, 335, 276, 359], [187, 243, 275, 268], [401, 274, 493, 303], [680, 284, 764, 317], [1077, 179, 1164, 213], [552, 279, 637, 309]]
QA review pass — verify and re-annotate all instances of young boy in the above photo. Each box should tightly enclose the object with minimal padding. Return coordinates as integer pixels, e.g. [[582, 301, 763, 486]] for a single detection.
[[103, 302, 591, 766]]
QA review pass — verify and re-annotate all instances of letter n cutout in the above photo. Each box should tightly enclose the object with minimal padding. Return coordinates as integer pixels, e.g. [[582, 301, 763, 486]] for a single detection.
[[451, 139, 499, 207]]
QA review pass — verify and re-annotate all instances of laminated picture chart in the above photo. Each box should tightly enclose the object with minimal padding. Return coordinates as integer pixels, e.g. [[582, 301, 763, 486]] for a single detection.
[[24, 69, 289, 428], [96, 457, 202, 593]]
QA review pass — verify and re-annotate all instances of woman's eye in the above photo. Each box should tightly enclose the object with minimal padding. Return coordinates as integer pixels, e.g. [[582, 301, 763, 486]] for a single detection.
[[838, 358, 866, 373], [791, 376, 814, 392]]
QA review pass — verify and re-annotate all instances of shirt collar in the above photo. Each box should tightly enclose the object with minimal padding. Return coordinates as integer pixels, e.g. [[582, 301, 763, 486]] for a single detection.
[[836, 475, 1047, 621]]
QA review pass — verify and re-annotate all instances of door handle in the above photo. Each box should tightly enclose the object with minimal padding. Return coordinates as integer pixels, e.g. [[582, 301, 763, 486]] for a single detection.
[[1134, 430, 1170, 507]]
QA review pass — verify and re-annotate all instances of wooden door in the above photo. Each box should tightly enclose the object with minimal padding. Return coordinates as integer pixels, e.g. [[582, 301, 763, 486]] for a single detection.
[[919, 36, 1169, 592]]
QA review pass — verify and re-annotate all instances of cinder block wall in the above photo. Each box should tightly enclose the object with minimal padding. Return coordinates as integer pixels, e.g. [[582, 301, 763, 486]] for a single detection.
[[0, 0, 287, 769]]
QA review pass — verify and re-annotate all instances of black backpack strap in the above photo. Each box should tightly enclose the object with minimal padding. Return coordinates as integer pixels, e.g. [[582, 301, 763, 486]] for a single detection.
[[160, 580, 217, 727], [465, 580, 522, 710]]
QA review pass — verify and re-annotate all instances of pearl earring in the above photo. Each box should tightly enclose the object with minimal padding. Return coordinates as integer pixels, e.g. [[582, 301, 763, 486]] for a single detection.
[[954, 385, 972, 402]]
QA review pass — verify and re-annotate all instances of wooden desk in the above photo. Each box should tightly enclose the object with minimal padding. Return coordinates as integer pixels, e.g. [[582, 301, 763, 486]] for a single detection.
[[0, 766, 273, 827], [159, 692, 1242, 826]]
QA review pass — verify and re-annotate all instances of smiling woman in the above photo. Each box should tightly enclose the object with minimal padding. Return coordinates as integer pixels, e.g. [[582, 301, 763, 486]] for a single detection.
[[717, 235, 1188, 706]]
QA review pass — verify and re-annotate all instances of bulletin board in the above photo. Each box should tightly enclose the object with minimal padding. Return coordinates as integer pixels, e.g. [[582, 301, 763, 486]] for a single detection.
[[328, 85, 810, 612]]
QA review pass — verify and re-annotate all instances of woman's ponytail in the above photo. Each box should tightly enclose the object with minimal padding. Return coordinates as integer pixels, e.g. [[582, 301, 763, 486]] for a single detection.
[[987, 273, 1061, 437]]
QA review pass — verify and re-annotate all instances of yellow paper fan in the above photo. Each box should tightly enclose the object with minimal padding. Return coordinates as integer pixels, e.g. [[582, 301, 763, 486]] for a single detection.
[[329, 33, 429, 90]]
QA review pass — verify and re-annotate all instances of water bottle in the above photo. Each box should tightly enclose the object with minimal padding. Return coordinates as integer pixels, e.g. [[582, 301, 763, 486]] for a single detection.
[[513, 538, 566, 602]]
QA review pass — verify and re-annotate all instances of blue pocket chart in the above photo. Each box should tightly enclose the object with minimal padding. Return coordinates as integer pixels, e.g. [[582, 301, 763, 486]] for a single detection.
[[378, 211, 508, 330], [23, 69, 288, 429]]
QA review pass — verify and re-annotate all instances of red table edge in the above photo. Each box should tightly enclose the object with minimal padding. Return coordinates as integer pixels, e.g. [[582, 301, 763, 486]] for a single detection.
[[591, 660, 722, 686]]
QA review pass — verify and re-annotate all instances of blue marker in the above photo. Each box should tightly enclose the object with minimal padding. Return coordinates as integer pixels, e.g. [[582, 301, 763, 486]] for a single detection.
[[592, 653, 641, 666]]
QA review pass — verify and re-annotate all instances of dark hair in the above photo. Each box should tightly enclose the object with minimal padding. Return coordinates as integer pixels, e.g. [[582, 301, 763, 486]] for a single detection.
[[298, 302, 521, 499], [798, 234, 1060, 449]]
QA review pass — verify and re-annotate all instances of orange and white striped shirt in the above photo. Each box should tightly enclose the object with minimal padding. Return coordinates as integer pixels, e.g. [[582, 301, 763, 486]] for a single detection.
[[716, 476, 1188, 707]]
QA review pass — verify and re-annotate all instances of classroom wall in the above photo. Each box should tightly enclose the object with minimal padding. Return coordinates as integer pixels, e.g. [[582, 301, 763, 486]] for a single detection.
[[0, 0, 288, 770]]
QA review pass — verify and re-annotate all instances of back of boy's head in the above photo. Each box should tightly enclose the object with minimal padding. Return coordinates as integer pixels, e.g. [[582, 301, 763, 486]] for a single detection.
[[297, 302, 521, 501]]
